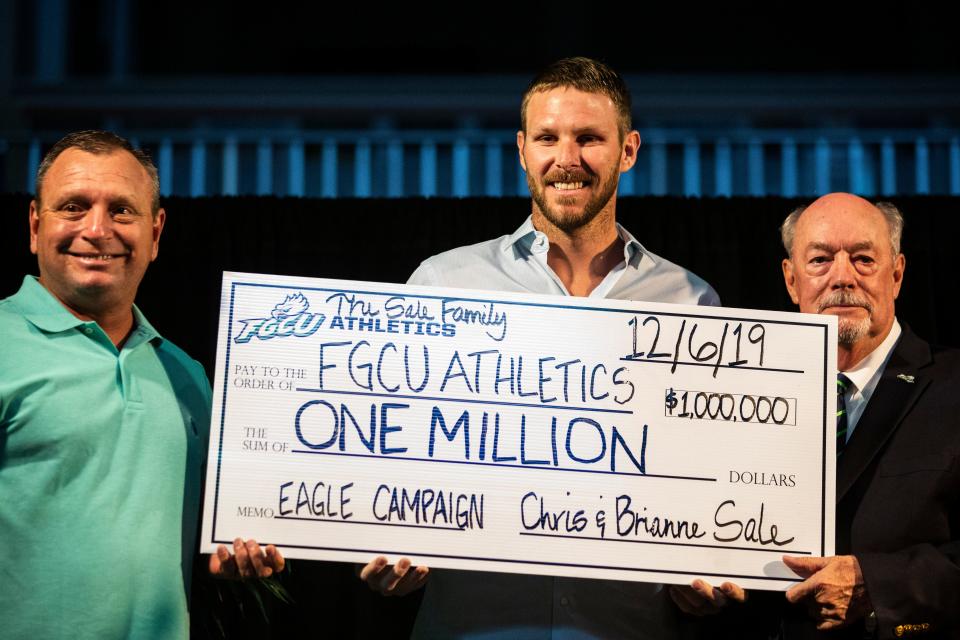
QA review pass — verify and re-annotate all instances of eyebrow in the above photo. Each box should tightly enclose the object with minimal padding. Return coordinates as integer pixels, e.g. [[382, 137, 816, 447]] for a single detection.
[[806, 241, 875, 253], [109, 196, 140, 211], [529, 123, 558, 133], [49, 191, 142, 212], [529, 125, 605, 136], [45, 193, 90, 208], [572, 126, 605, 135]]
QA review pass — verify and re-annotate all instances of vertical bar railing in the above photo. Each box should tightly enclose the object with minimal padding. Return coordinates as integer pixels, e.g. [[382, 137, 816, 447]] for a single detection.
[[256, 138, 273, 196], [387, 140, 404, 197], [649, 139, 668, 196], [419, 140, 437, 197], [880, 138, 896, 196], [484, 139, 502, 197], [158, 138, 173, 197], [222, 136, 238, 196], [683, 138, 701, 197], [8, 128, 960, 199], [814, 138, 831, 195], [321, 139, 337, 198], [189, 139, 206, 197], [848, 138, 866, 195], [714, 139, 731, 197], [287, 138, 305, 197], [748, 138, 764, 197], [781, 138, 797, 197], [915, 138, 930, 195], [452, 138, 470, 197], [353, 139, 371, 198]]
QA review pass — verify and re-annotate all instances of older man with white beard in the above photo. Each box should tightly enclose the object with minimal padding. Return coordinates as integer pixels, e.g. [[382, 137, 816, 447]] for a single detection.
[[672, 193, 960, 640]]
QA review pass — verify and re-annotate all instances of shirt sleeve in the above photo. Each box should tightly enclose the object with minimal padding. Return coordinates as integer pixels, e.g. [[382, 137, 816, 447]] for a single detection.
[[407, 260, 441, 286], [700, 284, 721, 307]]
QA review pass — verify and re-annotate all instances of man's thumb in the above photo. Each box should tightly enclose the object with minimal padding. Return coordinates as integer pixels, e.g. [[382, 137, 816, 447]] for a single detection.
[[783, 555, 828, 578]]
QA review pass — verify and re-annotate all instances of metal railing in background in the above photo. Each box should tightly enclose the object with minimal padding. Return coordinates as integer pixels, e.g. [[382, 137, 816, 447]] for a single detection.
[[6, 128, 960, 198]]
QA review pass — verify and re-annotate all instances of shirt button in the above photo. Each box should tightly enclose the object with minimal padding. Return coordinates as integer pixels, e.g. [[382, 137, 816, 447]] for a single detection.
[[560, 596, 569, 607], [82, 327, 93, 334]]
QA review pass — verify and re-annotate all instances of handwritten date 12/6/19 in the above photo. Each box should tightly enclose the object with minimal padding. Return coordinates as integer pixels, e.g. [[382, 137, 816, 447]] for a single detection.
[[624, 316, 766, 377]]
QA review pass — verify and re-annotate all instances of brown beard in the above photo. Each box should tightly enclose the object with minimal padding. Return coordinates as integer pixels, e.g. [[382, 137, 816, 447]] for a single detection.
[[527, 167, 619, 233]]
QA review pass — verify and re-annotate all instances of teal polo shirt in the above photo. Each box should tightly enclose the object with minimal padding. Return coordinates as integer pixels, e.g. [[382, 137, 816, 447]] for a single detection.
[[0, 276, 211, 639]]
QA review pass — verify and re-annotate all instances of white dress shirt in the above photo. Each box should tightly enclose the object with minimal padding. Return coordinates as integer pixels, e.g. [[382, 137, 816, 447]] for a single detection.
[[841, 318, 902, 439]]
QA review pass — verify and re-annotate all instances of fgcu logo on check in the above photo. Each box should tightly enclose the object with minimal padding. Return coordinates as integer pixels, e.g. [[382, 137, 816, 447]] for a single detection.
[[234, 292, 326, 344]]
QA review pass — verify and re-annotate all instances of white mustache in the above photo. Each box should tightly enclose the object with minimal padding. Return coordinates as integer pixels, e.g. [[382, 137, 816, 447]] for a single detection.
[[818, 290, 872, 314]]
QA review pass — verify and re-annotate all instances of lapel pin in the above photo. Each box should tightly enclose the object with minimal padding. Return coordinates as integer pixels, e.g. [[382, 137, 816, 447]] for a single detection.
[[897, 374, 915, 384]]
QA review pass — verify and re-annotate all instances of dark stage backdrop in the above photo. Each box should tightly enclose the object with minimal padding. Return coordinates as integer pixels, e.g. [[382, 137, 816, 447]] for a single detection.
[[2, 194, 959, 637]]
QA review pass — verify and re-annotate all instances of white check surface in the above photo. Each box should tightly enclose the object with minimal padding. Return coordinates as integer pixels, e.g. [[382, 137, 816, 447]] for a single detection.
[[200, 272, 837, 590]]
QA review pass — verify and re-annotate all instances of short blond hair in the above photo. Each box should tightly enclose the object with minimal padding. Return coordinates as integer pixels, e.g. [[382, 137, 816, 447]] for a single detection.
[[520, 57, 632, 140]]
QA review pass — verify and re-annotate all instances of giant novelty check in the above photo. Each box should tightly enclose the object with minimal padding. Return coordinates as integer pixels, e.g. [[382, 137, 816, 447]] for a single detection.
[[200, 272, 837, 590]]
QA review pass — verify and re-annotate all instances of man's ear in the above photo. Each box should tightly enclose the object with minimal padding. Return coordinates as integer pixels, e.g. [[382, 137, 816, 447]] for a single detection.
[[29, 200, 40, 255], [782, 258, 800, 305], [150, 208, 166, 261], [620, 130, 641, 173], [891, 252, 905, 300], [516, 131, 527, 173]]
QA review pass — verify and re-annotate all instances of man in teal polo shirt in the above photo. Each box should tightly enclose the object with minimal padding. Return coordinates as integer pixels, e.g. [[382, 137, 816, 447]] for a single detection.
[[0, 131, 282, 638]]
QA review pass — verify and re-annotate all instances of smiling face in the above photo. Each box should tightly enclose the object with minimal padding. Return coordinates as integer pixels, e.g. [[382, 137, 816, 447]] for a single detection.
[[782, 193, 905, 363], [29, 147, 165, 319], [518, 87, 639, 234]]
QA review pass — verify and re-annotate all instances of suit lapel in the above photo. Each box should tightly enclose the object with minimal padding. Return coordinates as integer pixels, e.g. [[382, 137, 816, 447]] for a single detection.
[[837, 327, 932, 501]]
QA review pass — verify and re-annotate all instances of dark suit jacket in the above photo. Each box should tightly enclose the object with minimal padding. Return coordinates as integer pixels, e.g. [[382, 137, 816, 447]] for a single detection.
[[716, 327, 960, 639], [831, 327, 960, 639]]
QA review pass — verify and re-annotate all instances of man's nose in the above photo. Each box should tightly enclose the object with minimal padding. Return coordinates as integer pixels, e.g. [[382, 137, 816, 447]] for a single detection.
[[555, 139, 581, 169], [82, 206, 114, 240], [830, 253, 856, 288]]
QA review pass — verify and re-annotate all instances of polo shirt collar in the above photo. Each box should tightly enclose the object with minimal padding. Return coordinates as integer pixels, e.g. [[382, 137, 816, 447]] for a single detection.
[[13, 276, 86, 333], [13, 275, 161, 344], [131, 303, 161, 343], [503, 215, 655, 268]]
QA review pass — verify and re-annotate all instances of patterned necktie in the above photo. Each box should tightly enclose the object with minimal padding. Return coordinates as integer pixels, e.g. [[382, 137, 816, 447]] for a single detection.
[[836, 373, 851, 457]]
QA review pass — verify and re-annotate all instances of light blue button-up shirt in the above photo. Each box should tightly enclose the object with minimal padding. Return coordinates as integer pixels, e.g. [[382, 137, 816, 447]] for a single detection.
[[409, 215, 720, 306], [408, 217, 720, 639]]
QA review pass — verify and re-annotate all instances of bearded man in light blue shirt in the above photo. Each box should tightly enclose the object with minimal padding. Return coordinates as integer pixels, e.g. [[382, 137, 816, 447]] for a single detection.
[[360, 58, 718, 639]]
